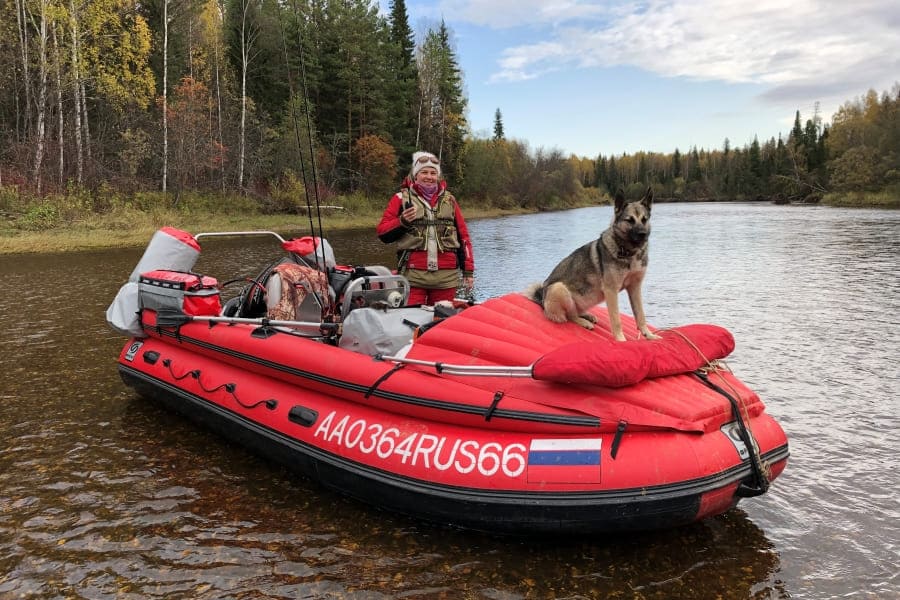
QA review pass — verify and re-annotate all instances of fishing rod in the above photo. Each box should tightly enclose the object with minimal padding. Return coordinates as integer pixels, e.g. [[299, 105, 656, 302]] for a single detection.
[[277, 1, 327, 272]]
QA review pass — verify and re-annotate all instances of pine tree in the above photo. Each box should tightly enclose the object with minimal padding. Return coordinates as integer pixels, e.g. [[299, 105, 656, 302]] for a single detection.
[[607, 155, 619, 192], [749, 136, 761, 177], [804, 118, 820, 169], [672, 148, 682, 179], [386, 0, 417, 164], [790, 110, 803, 146], [594, 155, 607, 190], [493, 108, 504, 141], [304, 0, 392, 191], [688, 147, 701, 182]]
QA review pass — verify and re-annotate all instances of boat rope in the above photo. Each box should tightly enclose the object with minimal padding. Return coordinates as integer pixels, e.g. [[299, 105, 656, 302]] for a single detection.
[[161, 358, 277, 411], [661, 327, 771, 494], [693, 370, 771, 497], [364, 363, 406, 399], [663, 327, 761, 449]]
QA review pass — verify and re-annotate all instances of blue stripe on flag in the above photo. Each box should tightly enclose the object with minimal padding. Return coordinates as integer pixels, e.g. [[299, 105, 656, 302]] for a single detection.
[[527, 449, 601, 466]]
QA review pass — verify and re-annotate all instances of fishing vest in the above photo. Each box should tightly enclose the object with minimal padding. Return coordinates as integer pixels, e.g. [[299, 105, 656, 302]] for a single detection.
[[395, 189, 461, 252]]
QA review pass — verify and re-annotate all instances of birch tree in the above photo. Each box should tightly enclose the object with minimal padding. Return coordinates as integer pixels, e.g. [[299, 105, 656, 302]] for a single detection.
[[68, 0, 84, 183], [162, 0, 169, 191], [52, 24, 64, 186], [14, 0, 33, 140], [226, 0, 262, 190], [199, 0, 227, 191], [30, 0, 50, 193]]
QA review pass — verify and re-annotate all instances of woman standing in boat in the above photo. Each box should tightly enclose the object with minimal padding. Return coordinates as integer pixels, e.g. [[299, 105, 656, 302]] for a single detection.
[[377, 151, 475, 305]]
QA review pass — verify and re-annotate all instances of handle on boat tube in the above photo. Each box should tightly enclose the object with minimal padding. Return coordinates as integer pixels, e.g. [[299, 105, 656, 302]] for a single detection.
[[154, 309, 337, 333], [376, 354, 534, 378]]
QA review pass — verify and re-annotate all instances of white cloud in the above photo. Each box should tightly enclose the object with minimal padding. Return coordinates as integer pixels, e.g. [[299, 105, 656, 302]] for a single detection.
[[451, 0, 900, 104], [440, 0, 615, 28]]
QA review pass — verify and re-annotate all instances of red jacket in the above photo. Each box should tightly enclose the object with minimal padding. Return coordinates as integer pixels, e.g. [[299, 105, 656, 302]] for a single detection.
[[376, 179, 474, 275]]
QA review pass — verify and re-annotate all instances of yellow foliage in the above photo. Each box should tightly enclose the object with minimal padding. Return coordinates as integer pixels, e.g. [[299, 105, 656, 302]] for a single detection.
[[81, 0, 154, 111]]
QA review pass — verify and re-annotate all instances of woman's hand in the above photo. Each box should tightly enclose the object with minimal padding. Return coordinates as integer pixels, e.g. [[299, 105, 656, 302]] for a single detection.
[[400, 204, 416, 225], [462, 275, 474, 291]]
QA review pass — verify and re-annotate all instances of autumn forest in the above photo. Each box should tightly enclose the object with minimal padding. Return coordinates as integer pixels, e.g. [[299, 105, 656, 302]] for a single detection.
[[1, 0, 899, 237]]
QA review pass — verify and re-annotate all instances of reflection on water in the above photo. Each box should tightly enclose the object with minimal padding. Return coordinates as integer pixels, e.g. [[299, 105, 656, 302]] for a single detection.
[[1, 203, 897, 598]]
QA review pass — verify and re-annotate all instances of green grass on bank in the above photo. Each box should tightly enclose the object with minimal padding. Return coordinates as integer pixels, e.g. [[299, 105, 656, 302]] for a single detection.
[[822, 187, 900, 208], [0, 188, 556, 255], [2, 185, 896, 255]]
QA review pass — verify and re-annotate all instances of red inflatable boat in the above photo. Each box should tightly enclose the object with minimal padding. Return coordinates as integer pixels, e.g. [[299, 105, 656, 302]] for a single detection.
[[110, 229, 789, 534]]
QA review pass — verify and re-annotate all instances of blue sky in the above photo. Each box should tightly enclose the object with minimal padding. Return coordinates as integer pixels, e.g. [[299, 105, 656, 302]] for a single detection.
[[395, 0, 900, 158]]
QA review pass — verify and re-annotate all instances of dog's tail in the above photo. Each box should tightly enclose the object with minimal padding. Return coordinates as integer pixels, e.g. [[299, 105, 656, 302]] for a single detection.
[[522, 282, 543, 304]]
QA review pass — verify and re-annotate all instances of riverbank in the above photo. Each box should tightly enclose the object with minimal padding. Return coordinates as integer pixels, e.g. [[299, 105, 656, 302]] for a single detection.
[[0, 202, 542, 255], [3, 188, 896, 255], [822, 188, 900, 208]]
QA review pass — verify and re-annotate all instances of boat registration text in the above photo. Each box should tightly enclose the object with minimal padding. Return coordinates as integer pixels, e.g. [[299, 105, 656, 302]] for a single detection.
[[314, 410, 527, 478]]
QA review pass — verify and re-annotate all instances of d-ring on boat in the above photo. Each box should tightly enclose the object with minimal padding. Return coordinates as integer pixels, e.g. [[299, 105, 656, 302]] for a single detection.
[[108, 227, 789, 534]]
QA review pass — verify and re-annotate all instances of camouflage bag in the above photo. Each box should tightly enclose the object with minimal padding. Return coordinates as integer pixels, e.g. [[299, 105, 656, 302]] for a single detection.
[[266, 263, 332, 321]]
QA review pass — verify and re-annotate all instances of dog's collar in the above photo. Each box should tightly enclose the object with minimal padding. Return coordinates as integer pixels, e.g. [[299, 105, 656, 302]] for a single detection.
[[616, 246, 640, 259], [601, 231, 642, 260]]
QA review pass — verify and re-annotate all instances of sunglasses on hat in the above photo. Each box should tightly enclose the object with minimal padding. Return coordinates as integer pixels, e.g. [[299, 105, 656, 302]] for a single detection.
[[415, 155, 439, 166]]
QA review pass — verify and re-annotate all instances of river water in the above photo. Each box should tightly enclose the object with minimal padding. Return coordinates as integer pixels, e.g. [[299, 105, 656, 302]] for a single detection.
[[0, 202, 897, 599]]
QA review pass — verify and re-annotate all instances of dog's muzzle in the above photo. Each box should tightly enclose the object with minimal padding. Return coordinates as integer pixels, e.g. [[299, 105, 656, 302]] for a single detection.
[[629, 229, 649, 243]]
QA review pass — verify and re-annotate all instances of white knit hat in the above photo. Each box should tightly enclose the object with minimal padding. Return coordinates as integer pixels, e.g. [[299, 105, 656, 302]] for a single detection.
[[411, 151, 441, 179]]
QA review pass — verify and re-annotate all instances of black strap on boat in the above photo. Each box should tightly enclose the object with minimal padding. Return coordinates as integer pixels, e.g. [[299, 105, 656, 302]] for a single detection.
[[693, 371, 770, 497], [610, 420, 628, 459], [484, 391, 504, 421], [364, 363, 405, 398]]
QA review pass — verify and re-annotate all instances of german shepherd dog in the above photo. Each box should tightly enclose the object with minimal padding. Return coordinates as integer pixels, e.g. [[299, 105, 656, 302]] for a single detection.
[[528, 187, 660, 341]]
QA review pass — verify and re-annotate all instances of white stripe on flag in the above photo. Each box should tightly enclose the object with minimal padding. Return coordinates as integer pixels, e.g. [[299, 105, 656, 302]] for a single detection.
[[529, 438, 602, 452]]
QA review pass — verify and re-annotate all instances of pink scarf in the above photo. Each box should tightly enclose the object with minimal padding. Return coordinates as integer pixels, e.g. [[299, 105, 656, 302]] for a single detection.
[[414, 183, 439, 205]]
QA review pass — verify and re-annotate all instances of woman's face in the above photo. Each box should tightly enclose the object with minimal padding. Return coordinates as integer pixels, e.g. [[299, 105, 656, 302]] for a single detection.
[[415, 166, 439, 185]]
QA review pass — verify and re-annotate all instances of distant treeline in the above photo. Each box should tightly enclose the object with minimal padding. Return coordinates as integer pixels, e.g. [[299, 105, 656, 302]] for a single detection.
[[1, 0, 898, 213]]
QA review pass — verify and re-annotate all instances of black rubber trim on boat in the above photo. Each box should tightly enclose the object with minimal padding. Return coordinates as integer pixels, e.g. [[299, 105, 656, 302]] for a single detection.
[[145, 326, 600, 429]]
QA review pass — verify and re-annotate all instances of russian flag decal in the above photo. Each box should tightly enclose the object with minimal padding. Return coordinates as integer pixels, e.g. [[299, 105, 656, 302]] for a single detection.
[[527, 438, 602, 484]]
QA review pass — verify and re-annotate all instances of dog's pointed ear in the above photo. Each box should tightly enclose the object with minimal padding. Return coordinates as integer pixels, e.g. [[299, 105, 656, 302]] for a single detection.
[[642, 186, 653, 210], [614, 188, 626, 214]]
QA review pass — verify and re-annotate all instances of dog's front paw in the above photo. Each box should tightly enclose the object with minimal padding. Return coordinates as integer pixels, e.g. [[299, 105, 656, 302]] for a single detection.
[[641, 329, 661, 340], [574, 317, 595, 330], [580, 313, 597, 324], [545, 312, 568, 324]]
